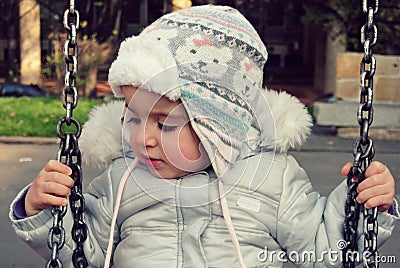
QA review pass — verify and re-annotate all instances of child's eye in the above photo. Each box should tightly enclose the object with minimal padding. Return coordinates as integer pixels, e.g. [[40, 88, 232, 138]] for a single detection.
[[158, 122, 178, 132], [127, 117, 140, 125]]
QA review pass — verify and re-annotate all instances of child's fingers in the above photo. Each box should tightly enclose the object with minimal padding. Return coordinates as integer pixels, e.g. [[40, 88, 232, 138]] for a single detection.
[[356, 184, 392, 204], [40, 171, 74, 188], [25, 182, 69, 216], [38, 193, 68, 207], [356, 161, 395, 211], [357, 175, 387, 193], [360, 195, 393, 211], [43, 159, 72, 175], [43, 181, 72, 197], [357, 168, 394, 194], [341, 162, 353, 177], [341, 161, 388, 178], [26, 167, 74, 216], [364, 161, 387, 178], [27, 177, 71, 208]]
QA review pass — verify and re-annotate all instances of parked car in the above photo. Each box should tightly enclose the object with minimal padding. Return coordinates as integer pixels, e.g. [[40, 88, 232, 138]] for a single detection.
[[0, 83, 45, 97]]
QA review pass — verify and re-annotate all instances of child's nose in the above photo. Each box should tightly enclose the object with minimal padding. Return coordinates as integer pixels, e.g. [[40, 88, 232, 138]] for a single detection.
[[144, 132, 157, 147], [134, 125, 157, 148]]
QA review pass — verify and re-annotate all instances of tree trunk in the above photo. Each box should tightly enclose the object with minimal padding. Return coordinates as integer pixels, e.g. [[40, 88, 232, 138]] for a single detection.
[[85, 65, 98, 97], [19, 0, 41, 85], [51, 34, 65, 94]]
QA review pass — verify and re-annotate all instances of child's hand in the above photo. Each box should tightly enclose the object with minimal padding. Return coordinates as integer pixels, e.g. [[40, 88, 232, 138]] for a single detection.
[[25, 160, 74, 216], [341, 161, 395, 212]]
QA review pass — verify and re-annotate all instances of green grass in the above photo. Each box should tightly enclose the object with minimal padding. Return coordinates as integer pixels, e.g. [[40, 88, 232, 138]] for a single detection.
[[0, 97, 101, 137]]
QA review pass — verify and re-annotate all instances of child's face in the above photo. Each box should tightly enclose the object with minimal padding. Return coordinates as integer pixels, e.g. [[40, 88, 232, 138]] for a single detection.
[[122, 86, 209, 179]]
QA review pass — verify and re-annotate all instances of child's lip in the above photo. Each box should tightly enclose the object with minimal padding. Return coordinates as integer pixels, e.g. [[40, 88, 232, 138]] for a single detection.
[[141, 156, 163, 168]]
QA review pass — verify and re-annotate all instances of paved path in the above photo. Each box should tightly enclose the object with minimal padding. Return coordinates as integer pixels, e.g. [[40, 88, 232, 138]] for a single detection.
[[1, 133, 399, 267]]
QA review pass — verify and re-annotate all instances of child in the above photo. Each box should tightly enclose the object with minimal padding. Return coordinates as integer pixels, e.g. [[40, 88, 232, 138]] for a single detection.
[[9, 5, 398, 268]]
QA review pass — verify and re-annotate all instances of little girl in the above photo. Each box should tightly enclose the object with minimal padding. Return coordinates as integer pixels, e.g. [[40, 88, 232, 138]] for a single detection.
[[10, 5, 398, 267]]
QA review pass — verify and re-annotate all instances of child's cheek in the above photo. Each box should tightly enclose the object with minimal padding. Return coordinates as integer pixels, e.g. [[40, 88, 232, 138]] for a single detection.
[[129, 131, 140, 154], [161, 132, 188, 162], [163, 128, 210, 172]]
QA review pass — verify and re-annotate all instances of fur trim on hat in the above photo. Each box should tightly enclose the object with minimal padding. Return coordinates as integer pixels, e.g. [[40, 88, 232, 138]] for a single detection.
[[79, 101, 124, 169], [108, 36, 178, 99], [263, 89, 312, 152], [80, 90, 312, 168]]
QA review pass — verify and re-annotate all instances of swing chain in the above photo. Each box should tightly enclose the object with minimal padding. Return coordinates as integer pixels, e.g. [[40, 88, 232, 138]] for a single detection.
[[343, 1, 379, 268], [46, 2, 88, 268]]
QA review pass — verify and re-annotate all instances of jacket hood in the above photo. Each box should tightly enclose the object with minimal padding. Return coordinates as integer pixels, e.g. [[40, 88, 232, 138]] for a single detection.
[[79, 90, 312, 169]]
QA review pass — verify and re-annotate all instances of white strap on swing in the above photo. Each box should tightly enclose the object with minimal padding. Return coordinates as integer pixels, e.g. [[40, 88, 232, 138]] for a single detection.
[[104, 158, 139, 268]]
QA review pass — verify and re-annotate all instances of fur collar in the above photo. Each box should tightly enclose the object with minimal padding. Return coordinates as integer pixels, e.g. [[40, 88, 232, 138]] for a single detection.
[[79, 90, 312, 168]]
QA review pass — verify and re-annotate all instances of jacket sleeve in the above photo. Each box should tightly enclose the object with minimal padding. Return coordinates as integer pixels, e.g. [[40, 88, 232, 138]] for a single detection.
[[9, 159, 127, 268], [276, 155, 399, 267]]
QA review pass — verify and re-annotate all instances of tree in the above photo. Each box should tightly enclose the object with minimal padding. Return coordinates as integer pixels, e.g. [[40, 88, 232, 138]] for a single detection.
[[293, 0, 400, 54], [195, 0, 400, 54], [20, 0, 400, 96], [40, 0, 126, 96], [0, 0, 19, 82], [19, 0, 41, 85]]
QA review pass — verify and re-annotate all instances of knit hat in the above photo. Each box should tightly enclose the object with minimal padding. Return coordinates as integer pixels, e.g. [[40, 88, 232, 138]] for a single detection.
[[108, 5, 271, 178]]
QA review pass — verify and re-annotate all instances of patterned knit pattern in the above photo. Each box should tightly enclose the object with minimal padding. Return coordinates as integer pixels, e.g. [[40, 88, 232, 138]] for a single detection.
[[108, 5, 268, 177], [142, 5, 267, 87]]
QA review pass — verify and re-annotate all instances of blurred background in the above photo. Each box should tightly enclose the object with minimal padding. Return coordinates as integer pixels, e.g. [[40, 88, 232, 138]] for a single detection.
[[0, 0, 399, 100]]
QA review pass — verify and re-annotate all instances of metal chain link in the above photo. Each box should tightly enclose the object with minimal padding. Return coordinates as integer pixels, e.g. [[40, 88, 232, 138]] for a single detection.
[[343, 1, 379, 268], [46, 1, 88, 267]]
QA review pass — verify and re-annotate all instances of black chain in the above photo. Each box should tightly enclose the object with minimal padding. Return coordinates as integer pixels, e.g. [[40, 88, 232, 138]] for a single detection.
[[343, 1, 379, 268], [46, 1, 88, 268]]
